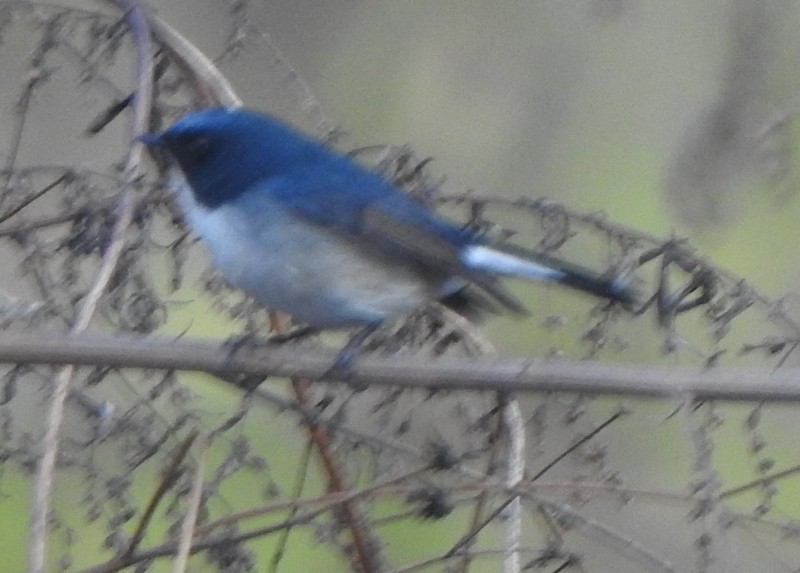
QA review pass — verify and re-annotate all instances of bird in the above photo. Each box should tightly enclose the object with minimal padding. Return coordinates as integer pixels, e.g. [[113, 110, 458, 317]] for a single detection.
[[142, 107, 633, 366]]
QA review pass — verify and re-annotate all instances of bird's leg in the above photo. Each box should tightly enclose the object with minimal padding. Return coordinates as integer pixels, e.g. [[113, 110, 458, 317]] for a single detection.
[[326, 321, 383, 379]]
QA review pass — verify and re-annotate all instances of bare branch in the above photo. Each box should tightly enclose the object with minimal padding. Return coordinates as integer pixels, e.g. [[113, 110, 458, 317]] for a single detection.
[[27, 1, 154, 570], [0, 331, 799, 401], [171, 434, 208, 573], [146, 11, 241, 108]]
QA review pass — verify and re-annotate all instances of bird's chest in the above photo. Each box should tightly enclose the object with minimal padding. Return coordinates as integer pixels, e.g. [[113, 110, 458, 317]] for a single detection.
[[182, 196, 438, 326], [186, 199, 311, 287]]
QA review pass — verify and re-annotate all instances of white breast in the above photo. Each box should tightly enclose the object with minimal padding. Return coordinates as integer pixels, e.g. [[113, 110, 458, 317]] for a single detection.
[[171, 174, 442, 327]]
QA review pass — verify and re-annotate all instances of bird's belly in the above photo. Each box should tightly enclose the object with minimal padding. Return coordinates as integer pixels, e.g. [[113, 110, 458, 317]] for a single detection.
[[187, 200, 441, 327]]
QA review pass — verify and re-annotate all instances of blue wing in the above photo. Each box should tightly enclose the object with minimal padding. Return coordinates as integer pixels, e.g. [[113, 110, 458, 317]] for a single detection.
[[268, 154, 469, 245], [262, 154, 530, 312]]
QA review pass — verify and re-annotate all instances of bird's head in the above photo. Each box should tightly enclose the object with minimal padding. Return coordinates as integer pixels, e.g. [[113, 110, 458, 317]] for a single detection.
[[141, 107, 323, 208]]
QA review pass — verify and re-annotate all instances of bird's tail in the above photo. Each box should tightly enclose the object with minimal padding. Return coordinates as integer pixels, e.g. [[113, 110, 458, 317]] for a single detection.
[[460, 244, 635, 309]]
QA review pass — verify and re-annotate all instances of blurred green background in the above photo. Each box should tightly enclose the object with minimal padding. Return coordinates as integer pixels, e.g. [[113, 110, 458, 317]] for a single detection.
[[4, 1, 800, 572]]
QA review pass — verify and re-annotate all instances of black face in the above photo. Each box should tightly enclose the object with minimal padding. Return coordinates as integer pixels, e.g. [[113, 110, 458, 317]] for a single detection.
[[167, 133, 215, 170], [144, 108, 324, 209]]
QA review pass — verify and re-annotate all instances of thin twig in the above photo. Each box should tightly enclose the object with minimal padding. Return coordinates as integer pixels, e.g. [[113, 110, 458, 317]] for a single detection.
[[126, 432, 198, 558], [193, 466, 428, 539], [502, 398, 524, 573], [80, 468, 426, 573], [268, 439, 314, 573], [267, 309, 382, 573], [530, 495, 675, 573], [242, 21, 336, 138], [456, 402, 503, 573], [171, 434, 208, 573], [0, 172, 68, 225], [26, 2, 153, 571], [529, 410, 625, 483], [3, 12, 58, 196], [145, 11, 242, 108], [445, 410, 625, 559], [290, 376, 382, 572], [720, 462, 800, 500], [78, 506, 331, 573]]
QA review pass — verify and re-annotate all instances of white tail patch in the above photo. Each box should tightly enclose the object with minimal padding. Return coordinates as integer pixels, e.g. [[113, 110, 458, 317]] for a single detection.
[[462, 245, 566, 282]]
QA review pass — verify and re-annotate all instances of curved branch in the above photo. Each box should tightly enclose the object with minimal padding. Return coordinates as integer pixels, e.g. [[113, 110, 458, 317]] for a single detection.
[[27, 2, 154, 571]]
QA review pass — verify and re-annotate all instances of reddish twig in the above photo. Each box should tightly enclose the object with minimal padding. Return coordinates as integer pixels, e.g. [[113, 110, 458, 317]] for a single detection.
[[270, 311, 382, 573]]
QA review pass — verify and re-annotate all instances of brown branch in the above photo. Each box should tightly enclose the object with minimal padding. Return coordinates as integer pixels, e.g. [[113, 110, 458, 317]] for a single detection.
[[125, 432, 198, 558], [290, 377, 382, 572], [76, 463, 693, 573], [78, 507, 330, 573], [720, 462, 800, 500], [268, 310, 382, 573], [194, 466, 429, 539], [2, 331, 800, 401], [79, 469, 425, 573]]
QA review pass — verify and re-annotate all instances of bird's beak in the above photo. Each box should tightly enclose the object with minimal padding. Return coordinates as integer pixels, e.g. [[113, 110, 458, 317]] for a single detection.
[[137, 133, 163, 147]]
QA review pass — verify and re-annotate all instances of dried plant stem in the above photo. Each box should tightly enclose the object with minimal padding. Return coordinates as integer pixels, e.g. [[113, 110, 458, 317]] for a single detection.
[[171, 434, 208, 573], [267, 309, 381, 573], [502, 398, 524, 573], [126, 432, 198, 558], [145, 11, 242, 108], [291, 378, 381, 572], [26, 1, 153, 571]]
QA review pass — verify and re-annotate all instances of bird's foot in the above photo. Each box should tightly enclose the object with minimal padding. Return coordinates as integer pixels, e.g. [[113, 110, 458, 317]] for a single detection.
[[323, 322, 382, 385], [223, 331, 263, 357]]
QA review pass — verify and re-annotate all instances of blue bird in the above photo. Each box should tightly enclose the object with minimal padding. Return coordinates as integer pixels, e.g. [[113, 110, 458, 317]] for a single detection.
[[143, 107, 632, 364]]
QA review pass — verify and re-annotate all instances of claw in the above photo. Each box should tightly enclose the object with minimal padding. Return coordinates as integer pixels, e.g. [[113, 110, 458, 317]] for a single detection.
[[323, 322, 383, 383]]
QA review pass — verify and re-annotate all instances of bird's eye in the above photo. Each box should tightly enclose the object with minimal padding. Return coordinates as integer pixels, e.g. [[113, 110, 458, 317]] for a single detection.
[[183, 136, 213, 164]]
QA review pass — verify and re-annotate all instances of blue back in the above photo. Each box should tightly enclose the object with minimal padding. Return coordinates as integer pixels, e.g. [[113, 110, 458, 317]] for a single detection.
[[158, 108, 474, 251]]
